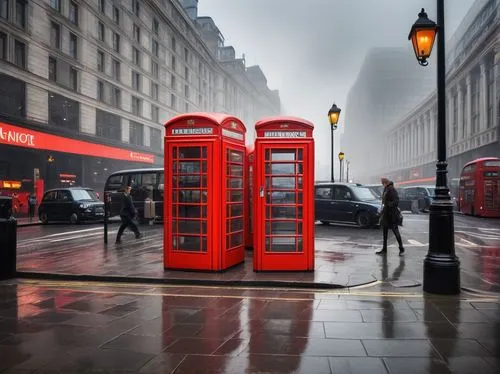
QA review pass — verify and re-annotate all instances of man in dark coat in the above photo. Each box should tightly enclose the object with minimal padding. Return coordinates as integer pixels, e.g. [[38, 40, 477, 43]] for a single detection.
[[115, 186, 142, 244], [376, 178, 405, 256]]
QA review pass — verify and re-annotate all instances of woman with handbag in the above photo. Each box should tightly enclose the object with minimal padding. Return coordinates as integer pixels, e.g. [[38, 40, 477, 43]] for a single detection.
[[376, 178, 405, 256]]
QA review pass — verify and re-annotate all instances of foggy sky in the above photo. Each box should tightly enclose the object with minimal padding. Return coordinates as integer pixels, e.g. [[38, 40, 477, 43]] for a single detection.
[[198, 0, 476, 178]]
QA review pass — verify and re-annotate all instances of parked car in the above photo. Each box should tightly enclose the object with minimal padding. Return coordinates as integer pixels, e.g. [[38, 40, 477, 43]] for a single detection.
[[315, 182, 381, 228], [398, 185, 435, 212], [38, 187, 105, 224]]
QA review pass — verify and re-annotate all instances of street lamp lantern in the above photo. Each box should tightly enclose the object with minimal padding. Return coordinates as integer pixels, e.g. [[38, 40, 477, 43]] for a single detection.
[[328, 103, 341, 129], [338, 152, 345, 161], [408, 8, 438, 66]]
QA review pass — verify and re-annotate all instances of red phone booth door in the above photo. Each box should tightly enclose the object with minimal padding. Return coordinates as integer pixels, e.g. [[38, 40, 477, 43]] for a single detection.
[[255, 144, 313, 270], [222, 145, 246, 269], [166, 142, 214, 270]]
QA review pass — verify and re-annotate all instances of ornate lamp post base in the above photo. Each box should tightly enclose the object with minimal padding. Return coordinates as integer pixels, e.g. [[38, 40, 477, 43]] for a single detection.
[[423, 200, 460, 294]]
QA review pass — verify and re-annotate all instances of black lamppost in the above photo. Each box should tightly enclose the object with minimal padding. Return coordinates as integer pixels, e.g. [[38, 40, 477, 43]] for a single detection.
[[409, 3, 460, 294], [328, 103, 341, 182]]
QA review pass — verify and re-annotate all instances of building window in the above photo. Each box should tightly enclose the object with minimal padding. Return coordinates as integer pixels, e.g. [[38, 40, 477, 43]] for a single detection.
[[171, 73, 176, 90], [487, 62, 494, 128], [97, 51, 105, 72], [69, 67, 77, 90], [132, 0, 139, 16], [112, 58, 120, 80], [152, 39, 159, 57], [452, 94, 458, 143], [0, 0, 8, 19], [184, 47, 188, 62], [49, 56, 57, 81], [153, 18, 159, 35], [113, 6, 119, 24], [184, 84, 189, 98], [69, 1, 78, 25], [132, 71, 140, 90], [99, 0, 105, 13], [0, 32, 6, 61], [171, 36, 176, 52], [0, 73, 25, 117], [133, 47, 140, 66], [69, 33, 77, 59], [111, 87, 120, 108], [98, 22, 105, 41], [97, 80, 104, 101], [184, 66, 188, 80], [96, 109, 121, 141], [171, 55, 176, 71], [49, 93, 79, 131], [151, 60, 158, 78], [185, 102, 188, 113], [51, 22, 60, 49], [50, 0, 60, 12], [471, 75, 480, 134], [151, 83, 158, 101], [150, 128, 161, 151], [113, 33, 120, 52], [151, 105, 159, 122], [133, 24, 140, 43], [170, 93, 176, 109], [15, 0, 25, 28], [129, 121, 143, 146], [14, 39, 25, 68], [131, 96, 141, 116]]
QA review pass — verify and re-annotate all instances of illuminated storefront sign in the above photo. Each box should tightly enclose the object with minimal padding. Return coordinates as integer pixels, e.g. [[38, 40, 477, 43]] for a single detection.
[[0, 122, 155, 164]]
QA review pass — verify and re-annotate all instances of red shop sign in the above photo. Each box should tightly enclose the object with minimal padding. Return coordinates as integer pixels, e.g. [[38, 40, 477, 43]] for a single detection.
[[0, 122, 155, 164]]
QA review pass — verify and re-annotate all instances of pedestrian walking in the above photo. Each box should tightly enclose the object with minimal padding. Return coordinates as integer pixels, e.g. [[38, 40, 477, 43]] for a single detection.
[[28, 193, 37, 221], [115, 185, 142, 244], [376, 177, 405, 256]]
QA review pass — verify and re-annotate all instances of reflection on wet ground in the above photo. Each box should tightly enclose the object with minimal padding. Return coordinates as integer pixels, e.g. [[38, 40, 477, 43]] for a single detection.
[[0, 280, 498, 373], [15, 215, 500, 292]]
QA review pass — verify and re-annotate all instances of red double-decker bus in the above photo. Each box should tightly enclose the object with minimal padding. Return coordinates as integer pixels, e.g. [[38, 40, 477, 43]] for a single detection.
[[459, 157, 500, 217]]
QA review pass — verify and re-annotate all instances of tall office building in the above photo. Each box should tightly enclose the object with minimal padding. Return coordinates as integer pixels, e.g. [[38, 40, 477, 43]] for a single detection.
[[0, 0, 280, 192]]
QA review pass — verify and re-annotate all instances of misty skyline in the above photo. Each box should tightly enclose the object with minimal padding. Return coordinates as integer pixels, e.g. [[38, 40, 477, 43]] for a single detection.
[[198, 0, 476, 177]]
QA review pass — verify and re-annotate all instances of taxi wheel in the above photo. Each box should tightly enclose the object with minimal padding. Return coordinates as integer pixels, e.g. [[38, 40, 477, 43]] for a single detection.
[[69, 213, 79, 224], [39, 212, 49, 224], [356, 211, 371, 228]]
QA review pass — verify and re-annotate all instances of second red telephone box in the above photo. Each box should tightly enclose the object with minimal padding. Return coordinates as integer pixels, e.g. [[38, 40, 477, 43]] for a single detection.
[[253, 117, 315, 271], [164, 113, 247, 271]]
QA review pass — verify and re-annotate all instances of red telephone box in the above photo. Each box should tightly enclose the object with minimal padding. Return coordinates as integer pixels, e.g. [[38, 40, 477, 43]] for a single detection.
[[164, 113, 247, 271], [253, 117, 315, 271], [245, 145, 255, 249]]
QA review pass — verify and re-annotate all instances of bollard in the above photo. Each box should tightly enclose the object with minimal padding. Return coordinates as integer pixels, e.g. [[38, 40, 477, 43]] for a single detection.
[[0, 196, 16, 280]]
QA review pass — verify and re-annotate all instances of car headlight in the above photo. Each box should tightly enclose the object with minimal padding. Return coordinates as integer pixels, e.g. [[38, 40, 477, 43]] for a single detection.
[[79, 203, 89, 209]]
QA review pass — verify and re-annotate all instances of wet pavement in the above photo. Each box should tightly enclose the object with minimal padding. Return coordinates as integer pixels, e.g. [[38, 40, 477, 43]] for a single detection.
[[15, 213, 500, 293], [0, 279, 498, 373]]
